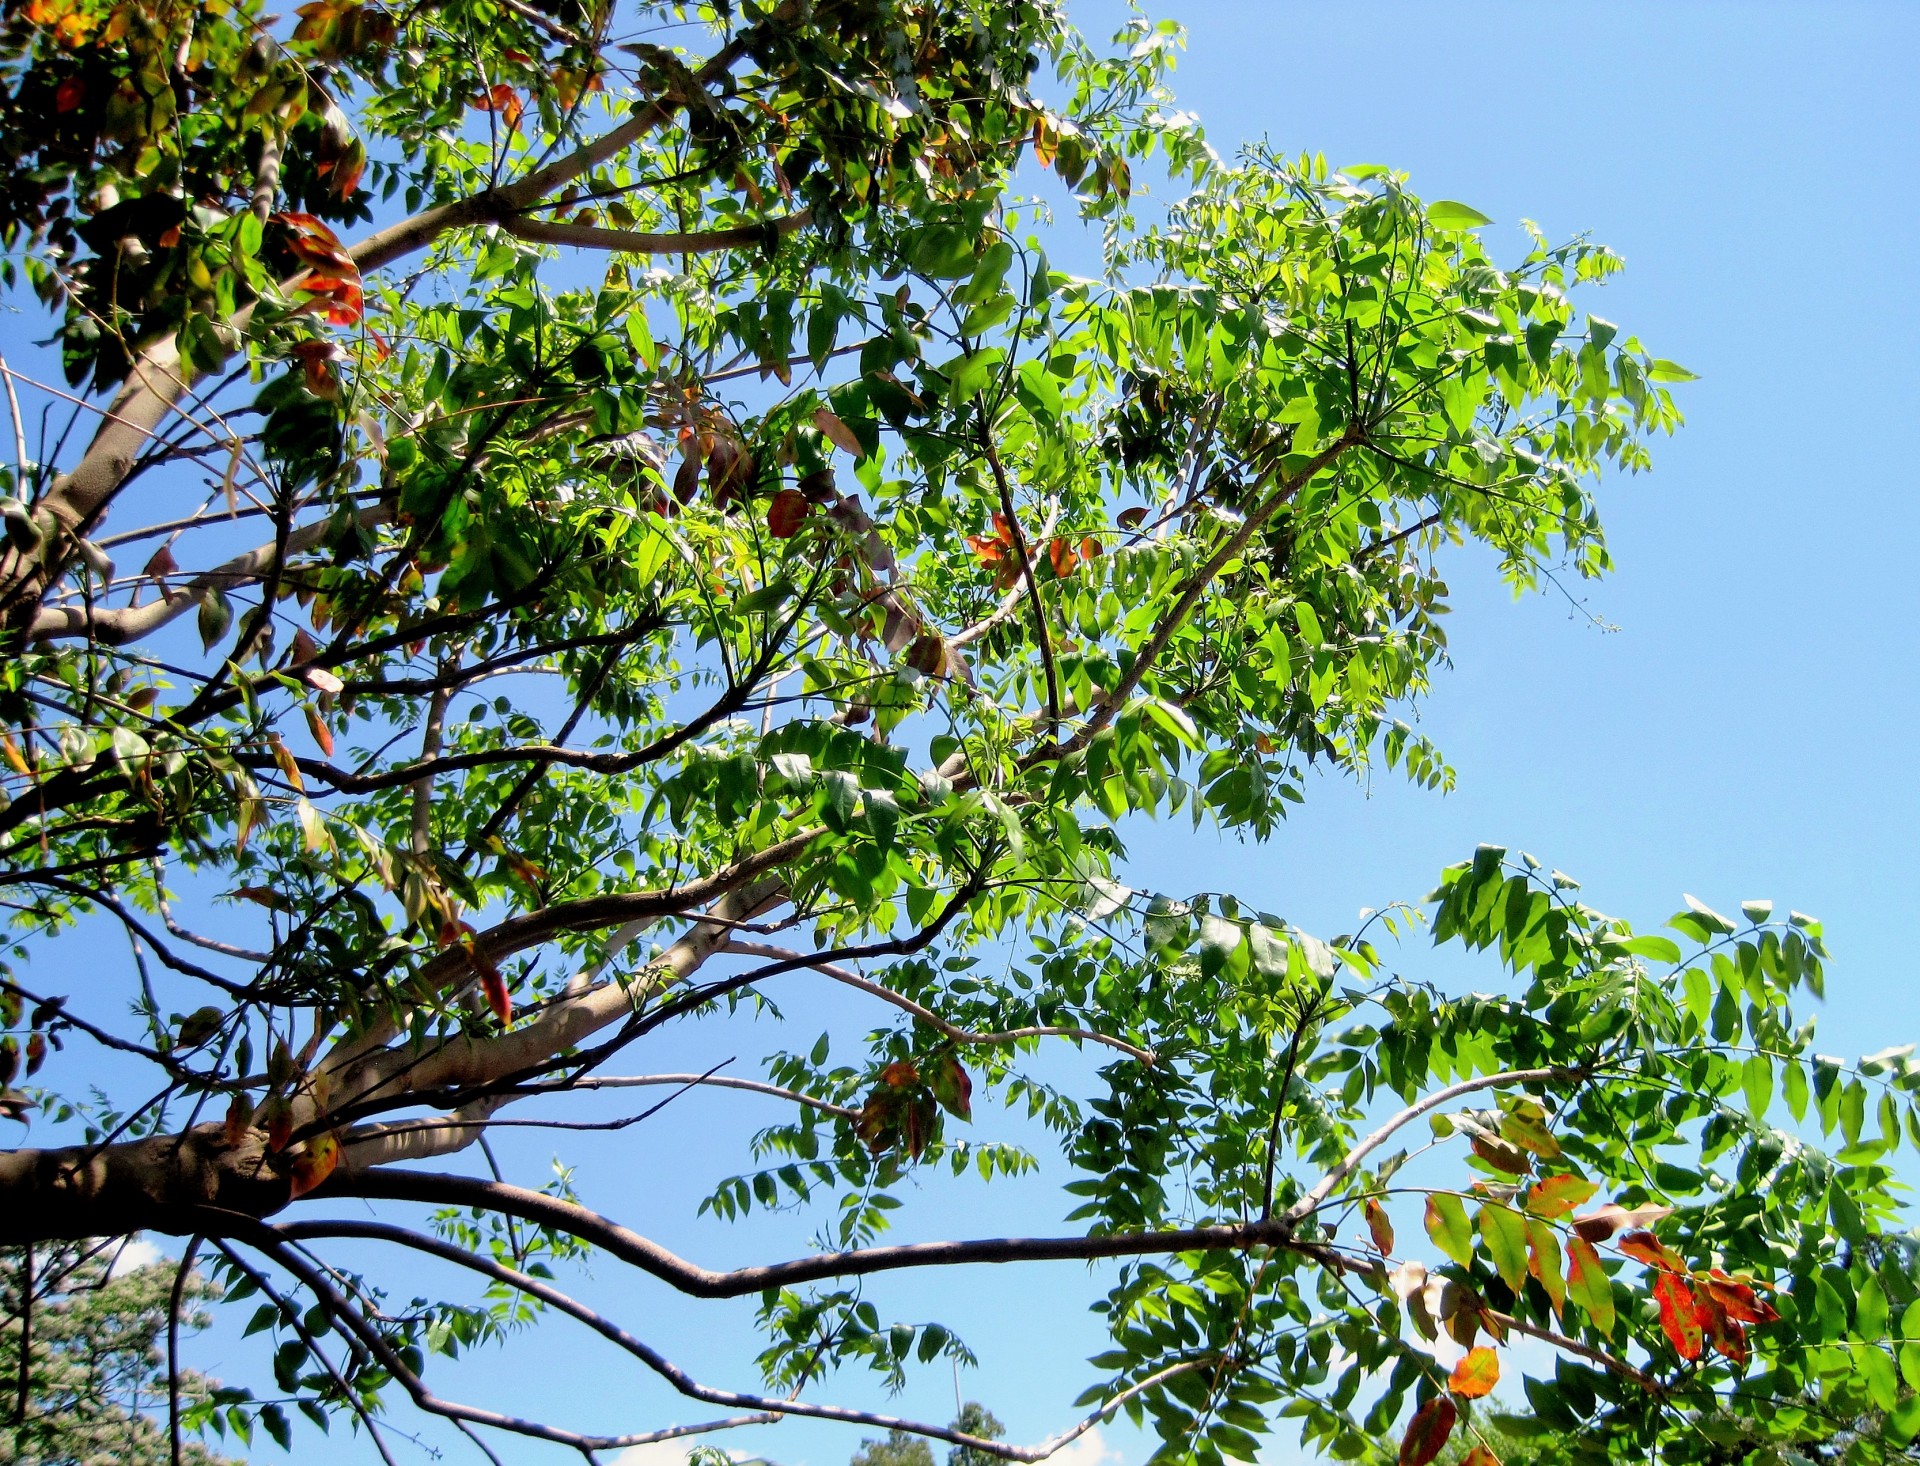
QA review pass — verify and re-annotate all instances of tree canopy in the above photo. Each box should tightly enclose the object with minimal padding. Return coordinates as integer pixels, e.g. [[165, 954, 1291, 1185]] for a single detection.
[[0, 1, 1917, 1464]]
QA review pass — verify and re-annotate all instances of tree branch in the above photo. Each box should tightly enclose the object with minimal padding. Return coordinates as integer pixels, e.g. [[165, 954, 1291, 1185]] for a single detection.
[[295, 1174, 1310, 1299], [28, 505, 393, 643], [977, 412, 1060, 737], [1279, 1065, 1586, 1227], [721, 940, 1155, 1064], [497, 208, 811, 256]]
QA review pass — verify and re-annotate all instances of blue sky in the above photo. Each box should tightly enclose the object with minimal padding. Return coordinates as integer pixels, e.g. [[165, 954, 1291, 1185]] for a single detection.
[[81, 3, 1920, 1463]]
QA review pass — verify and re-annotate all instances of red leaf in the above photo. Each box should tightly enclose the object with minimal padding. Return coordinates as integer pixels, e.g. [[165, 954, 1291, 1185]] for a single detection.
[[879, 1060, 919, 1087], [1654, 1271, 1705, 1361], [1702, 1297, 1748, 1366], [1047, 536, 1076, 577], [223, 1091, 253, 1146], [1471, 1133, 1532, 1175], [1618, 1229, 1687, 1273], [1399, 1396, 1457, 1466], [673, 452, 703, 505], [462, 939, 511, 1025], [766, 488, 810, 538], [263, 1096, 294, 1153], [1448, 1346, 1500, 1399], [1364, 1197, 1395, 1255], [54, 75, 83, 112], [1700, 1270, 1779, 1326], [1116, 506, 1148, 531]]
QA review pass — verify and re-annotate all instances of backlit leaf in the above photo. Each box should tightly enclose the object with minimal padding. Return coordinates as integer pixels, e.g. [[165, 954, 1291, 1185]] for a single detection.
[[1448, 1347, 1500, 1399], [1398, 1396, 1457, 1466], [1525, 1174, 1598, 1220], [1365, 1198, 1395, 1255], [1425, 1193, 1473, 1268], [1566, 1237, 1615, 1337], [1654, 1271, 1704, 1361]]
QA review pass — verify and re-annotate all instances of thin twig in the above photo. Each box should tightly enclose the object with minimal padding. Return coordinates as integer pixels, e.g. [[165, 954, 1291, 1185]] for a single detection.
[[977, 412, 1060, 737]]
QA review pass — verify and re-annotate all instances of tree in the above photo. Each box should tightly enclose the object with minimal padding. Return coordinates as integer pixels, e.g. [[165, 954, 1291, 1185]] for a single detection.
[[0, 1, 1916, 1463], [852, 1403, 1002, 1466], [0, 1241, 236, 1465], [852, 1426, 937, 1466], [947, 1403, 1007, 1466]]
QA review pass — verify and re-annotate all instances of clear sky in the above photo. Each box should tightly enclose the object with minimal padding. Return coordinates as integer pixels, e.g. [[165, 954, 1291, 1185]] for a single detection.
[[153, 3, 1920, 1463]]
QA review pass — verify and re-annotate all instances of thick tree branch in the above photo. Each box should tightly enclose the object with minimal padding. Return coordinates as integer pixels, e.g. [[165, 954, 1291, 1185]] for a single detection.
[[296, 1173, 1311, 1298], [28, 505, 393, 643], [498, 208, 811, 256], [261, 1217, 1178, 1461]]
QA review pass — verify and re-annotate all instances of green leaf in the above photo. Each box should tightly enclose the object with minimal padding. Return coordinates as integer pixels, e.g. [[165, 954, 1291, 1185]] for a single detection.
[[1648, 359, 1700, 382], [1424, 1193, 1473, 1268], [1427, 200, 1493, 231], [1861, 1346, 1900, 1412], [1621, 934, 1682, 964], [1477, 1203, 1528, 1293], [1682, 893, 1739, 934], [1741, 1054, 1773, 1117]]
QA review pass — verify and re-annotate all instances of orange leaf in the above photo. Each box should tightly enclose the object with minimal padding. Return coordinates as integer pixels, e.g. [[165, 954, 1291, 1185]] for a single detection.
[[879, 1060, 919, 1087], [1448, 1347, 1500, 1399], [1364, 1197, 1395, 1255], [1031, 113, 1058, 169], [813, 405, 863, 456], [472, 83, 523, 129], [1398, 1396, 1457, 1466], [289, 1131, 340, 1198], [1654, 1270, 1705, 1361], [1524, 1172, 1598, 1220], [1460, 1448, 1502, 1466], [1618, 1229, 1687, 1273], [304, 705, 334, 757], [1047, 535, 1076, 577]]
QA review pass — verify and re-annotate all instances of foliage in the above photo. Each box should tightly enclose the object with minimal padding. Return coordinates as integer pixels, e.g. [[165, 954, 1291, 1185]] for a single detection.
[[0, 1, 1914, 1465], [853, 1426, 938, 1466], [947, 1402, 1007, 1466], [0, 1242, 237, 1465]]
